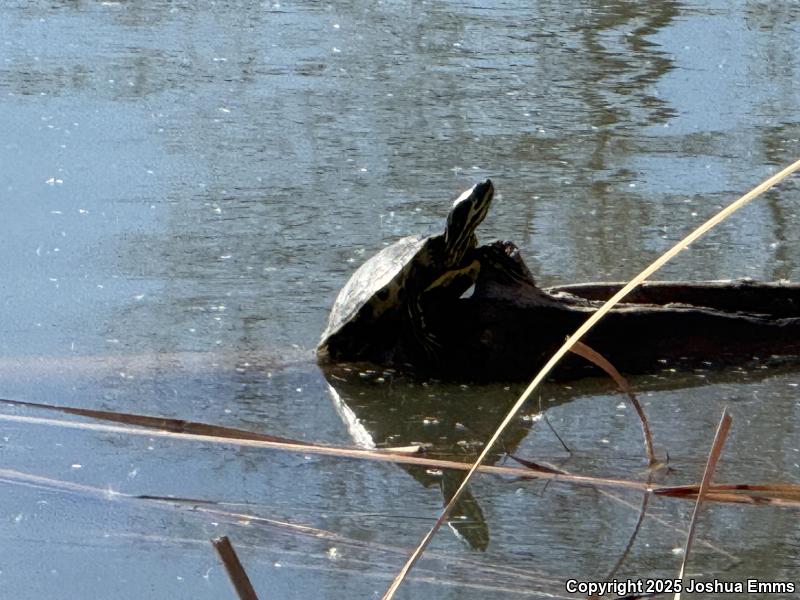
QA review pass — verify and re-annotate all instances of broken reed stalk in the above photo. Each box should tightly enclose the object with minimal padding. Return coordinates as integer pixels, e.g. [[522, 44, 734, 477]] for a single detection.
[[380, 158, 800, 600], [655, 482, 800, 502], [673, 409, 732, 600], [570, 341, 655, 464], [0, 397, 421, 455], [212, 536, 261, 600]]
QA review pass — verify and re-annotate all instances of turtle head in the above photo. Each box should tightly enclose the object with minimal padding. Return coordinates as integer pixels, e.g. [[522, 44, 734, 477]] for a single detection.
[[444, 179, 494, 265]]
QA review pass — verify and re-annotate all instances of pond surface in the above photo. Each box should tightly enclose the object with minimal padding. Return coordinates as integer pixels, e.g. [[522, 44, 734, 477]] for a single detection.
[[2, 1, 800, 598]]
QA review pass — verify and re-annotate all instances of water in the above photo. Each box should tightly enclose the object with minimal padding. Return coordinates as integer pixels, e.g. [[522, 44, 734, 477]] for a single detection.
[[1, 1, 799, 598]]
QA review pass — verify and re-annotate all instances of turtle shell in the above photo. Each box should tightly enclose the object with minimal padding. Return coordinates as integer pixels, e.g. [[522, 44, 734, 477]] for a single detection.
[[319, 234, 433, 346]]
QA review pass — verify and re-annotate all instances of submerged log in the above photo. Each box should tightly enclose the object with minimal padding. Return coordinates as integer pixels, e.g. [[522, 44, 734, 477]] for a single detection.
[[318, 240, 800, 382]]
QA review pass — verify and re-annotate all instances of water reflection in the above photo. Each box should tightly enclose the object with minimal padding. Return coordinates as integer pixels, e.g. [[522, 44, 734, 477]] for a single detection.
[[322, 366, 542, 551]]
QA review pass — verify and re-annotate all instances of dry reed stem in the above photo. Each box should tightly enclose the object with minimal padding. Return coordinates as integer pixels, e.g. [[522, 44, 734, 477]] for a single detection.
[[673, 409, 732, 600], [380, 157, 800, 600], [2, 412, 799, 506], [0, 413, 647, 491], [655, 482, 800, 502], [570, 341, 655, 463], [212, 536, 261, 600], [0, 398, 421, 455]]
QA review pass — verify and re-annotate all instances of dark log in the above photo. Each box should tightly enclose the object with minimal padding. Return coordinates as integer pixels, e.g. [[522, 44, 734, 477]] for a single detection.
[[318, 240, 800, 382], [548, 279, 800, 318], [431, 242, 800, 381]]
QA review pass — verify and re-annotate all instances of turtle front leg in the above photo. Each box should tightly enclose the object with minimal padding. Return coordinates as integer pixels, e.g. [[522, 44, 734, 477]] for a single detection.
[[407, 294, 443, 361], [410, 259, 483, 363], [424, 257, 481, 299]]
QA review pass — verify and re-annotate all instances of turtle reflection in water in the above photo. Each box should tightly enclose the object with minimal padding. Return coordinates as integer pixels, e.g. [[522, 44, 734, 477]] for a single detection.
[[318, 179, 494, 365]]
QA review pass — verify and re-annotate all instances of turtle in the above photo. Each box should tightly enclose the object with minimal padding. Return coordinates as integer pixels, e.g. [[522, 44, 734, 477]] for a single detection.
[[318, 179, 494, 363]]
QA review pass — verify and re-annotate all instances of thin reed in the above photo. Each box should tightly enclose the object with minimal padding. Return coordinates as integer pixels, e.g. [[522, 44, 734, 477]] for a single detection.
[[673, 409, 732, 600], [212, 536, 261, 600]]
